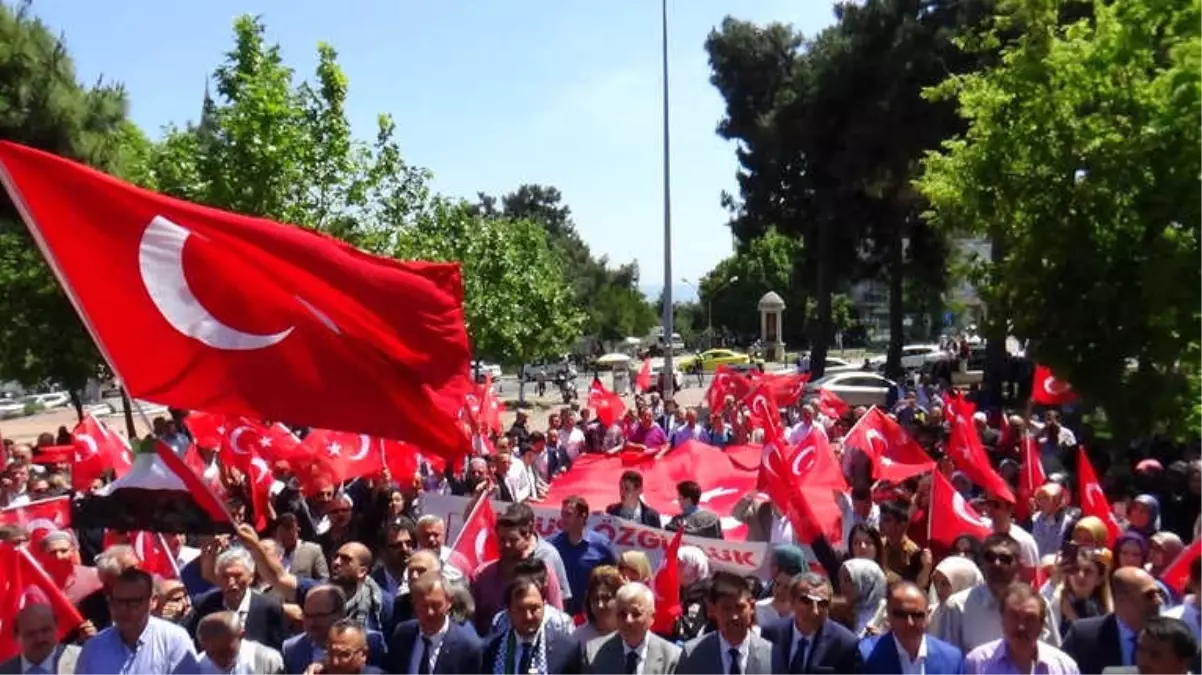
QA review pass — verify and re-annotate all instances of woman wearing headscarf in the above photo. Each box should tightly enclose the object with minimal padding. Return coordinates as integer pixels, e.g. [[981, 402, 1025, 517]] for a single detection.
[[1149, 531, 1187, 605], [1071, 515, 1112, 548], [756, 544, 806, 625], [928, 556, 985, 630], [671, 545, 713, 642], [838, 558, 888, 637], [1114, 531, 1150, 570]]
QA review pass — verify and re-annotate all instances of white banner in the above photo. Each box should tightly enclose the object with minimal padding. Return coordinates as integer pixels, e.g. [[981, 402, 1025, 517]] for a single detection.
[[423, 493, 786, 577]]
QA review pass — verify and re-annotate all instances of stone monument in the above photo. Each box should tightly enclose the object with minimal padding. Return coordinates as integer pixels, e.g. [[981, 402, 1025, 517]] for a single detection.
[[757, 291, 786, 362]]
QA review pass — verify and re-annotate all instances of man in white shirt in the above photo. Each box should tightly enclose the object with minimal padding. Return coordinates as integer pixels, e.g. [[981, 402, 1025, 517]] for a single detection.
[[0, 604, 81, 675], [196, 611, 284, 674], [787, 405, 827, 446], [861, 581, 965, 673], [1163, 562, 1200, 643], [982, 495, 1041, 580], [559, 410, 587, 461]]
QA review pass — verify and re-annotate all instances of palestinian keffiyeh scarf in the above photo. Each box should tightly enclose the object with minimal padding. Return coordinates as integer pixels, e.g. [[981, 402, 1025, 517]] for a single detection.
[[492, 628, 548, 675]]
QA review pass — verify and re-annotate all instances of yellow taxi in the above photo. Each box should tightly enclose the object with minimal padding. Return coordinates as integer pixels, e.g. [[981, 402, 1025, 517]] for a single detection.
[[676, 348, 760, 372]]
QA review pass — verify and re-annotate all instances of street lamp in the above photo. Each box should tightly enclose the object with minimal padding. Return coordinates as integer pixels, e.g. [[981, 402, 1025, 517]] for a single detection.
[[660, 0, 674, 400], [682, 274, 739, 341]]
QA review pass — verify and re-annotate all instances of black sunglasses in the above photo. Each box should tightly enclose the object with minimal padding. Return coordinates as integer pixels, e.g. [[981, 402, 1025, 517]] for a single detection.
[[983, 551, 1016, 565], [890, 609, 926, 622]]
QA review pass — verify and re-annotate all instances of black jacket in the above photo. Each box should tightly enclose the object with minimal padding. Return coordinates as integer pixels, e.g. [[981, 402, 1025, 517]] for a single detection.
[[605, 500, 662, 528], [186, 588, 286, 651]]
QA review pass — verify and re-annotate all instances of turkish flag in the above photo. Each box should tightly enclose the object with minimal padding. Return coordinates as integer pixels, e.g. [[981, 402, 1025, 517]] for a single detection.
[[449, 496, 499, 575], [1031, 365, 1077, 406], [299, 428, 385, 487], [705, 366, 753, 413], [758, 432, 844, 545], [761, 372, 809, 408], [843, 407, 934, 483], [816, 387, 850, 420], [1077, 447, 1121, 546], [635, 359, 652, 392], [588, 379, 626, 427], [929, 470, 993, 548], [945, 397, 1016, 503], [71, 414, 133, 491], [745, 383, 785, 441], [121, 531, 180, 580], [464, 375, 502, 436], [1016, 436, 1047, 522], [0, 543, 85, 661], [0, 141, 472, 460], [0, 497, 70, 551], [1160, 539, 1201, 596], [184, 411, 228, 450], [220, 418, 303, 471], [651, 528, 683, 634]]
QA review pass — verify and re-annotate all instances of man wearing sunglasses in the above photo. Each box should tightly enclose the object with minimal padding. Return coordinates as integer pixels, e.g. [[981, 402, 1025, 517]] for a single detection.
[[933, 533, 1060, 654], [762, 572, 862, 673], [861, 581, 964, 673], [1063, 566, 1166, 674]]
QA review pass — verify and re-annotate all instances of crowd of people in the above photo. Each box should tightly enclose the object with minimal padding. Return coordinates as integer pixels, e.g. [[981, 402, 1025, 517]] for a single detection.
[[0, 370, 1199, 674]]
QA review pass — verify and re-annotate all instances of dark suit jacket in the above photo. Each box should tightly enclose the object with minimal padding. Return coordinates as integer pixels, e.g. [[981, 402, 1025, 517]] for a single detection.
[[860, 632, 963, 674], [605, 501, 663, 528], [387, 619, 483, 674], [287, 540, 329, 581], [666, 508, 725, 540], [762, 617, 863, 674], [1062, 613, 1125, 675], [482, 630, 580, 675], [282, 631, 389, 674], [187, 588, 286, 651], [0, 644, 80, 674]]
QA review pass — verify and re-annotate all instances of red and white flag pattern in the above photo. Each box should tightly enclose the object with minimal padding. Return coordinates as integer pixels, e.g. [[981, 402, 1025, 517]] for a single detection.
[[1076, 447, 1120, 546], [1031, 364, 1077, 406], [71, 414, 133, 491], [843, 407, 934, 483], [929, 470, 992, 549], [449, 496, 499, 575]]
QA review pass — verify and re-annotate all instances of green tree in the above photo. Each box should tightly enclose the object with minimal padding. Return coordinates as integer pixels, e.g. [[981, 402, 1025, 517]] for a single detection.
[[0, 1, 142, 419], [700, 229, 804, 344], [918, 0, 1201, 441]]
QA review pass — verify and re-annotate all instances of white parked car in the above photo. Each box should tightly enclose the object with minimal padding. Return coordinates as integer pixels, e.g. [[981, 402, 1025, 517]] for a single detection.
[[821, 356, 862, 374], [471, 361, 503, 380], [806, 372, 897, 408], [34, 391, 70, 409], [867, 344, 948, 371]]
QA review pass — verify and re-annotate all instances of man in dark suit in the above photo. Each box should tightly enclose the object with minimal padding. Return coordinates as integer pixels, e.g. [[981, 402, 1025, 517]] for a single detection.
[[316, 620, 384, 674], [676, 573, 773, 674], [761, 571, 863, 674], [1063, 566, 1166, 674], [0, 605, 81, 674], [186, 547, 286, 650], [666, 480, 724, 540], [388, 572, 482, 674], [482, 577, 580, 674], [275, 512, 329, 582], [283, 585, 387, 673], [605, 470, 663, 527], [861, 581, 963, 674]]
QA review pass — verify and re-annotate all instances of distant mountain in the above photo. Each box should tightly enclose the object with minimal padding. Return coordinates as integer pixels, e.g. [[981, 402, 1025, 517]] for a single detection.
[[639, 283, 699, 304]]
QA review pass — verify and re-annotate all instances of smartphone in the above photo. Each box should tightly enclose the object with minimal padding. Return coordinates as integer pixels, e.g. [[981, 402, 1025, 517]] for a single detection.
[[1059, 541, 1079, 564]]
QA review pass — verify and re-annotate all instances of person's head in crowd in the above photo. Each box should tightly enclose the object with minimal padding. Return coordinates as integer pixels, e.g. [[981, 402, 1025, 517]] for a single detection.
[[983, 493, 1017, 530], [877, 500, 910, 545], [677, 545, 711, 587], [326, 493, 354, 530], [583, 565, 623, 633], [499, 502, 538, 554], [466, 458, 490, 488], [331, 543, 372, 592], [839, 558, 887, 634], [546, 428, 559, 448], [1128, 494, 1161, 536], [1, 462, 29, 494], [1148, 532, 1185, 577], [323, 619, 369, 675], [848, 523, 885, 565], [768, 544, 807, 604], [96, 544, 140, 589], [528, 431, 546, 453], [981, 533, 1023, 596], [415, 514, 448, 552], [676, 481, 702, 514], [274, 512, 301, 551], [997, 459, 1020, 488], [225, 496, 247, 526], [494, 451, 513, 478], [152, 577, 192, 621], [385, 486, 407, 519], [505, 576, 546, 640], [215, 547, 255, 610], [26, 475, 50, 498], [850, 486, 874, 519], [888, 581, 930, 650], [9, 443, 32, 466], [546, 413, 561, 431], [197, 611, 244, 671], [1114, 531, 1150, 570], [708, 571, 755, 647], [1062, 547, 1113, 611], [1137, 617, 1199, 675], [999, 582, 1046, 662], [560, 496, 589, 539], [494, 436, 511, 454], [931, 555, 984, 606], [302, 584, 348, 646], [12, 604, 58, 666], [615, 582, 655, 649], [1034, 484, 1065, 517], [107, 567, 154, 644], [410, 571, 452, 637], [39, 530, 78, 578], [1112, 566, 1165, 632], [618, 470, 645, 509], [446, 578, 476, 626], [618, 550, 653, 584], [405, 549, 442, 584], [1072, 516, 1111, 547], [383, 516, 416, 574], [790, 571, 834, 635], [0, 524, 26, 545]]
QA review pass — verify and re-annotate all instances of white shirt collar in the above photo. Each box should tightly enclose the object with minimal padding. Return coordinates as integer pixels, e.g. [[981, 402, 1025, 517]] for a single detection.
[[20, 650, 57, 674], [421, 616, 451, 641], [718, 633, 749, 656], [233, 587, 253, 615], [623, 639, 648, 658], [893, 634, 928, 666]]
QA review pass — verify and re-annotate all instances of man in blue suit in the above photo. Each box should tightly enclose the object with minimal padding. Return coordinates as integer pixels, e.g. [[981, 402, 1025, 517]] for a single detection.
[[283, 584, 388, 673], [761, 572, 863, 673], [861, 581, 964, 674], [388, 572, 483, 674]]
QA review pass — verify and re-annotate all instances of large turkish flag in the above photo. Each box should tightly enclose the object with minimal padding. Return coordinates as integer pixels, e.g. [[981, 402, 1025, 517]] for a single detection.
[[0, 142, 472, 460]]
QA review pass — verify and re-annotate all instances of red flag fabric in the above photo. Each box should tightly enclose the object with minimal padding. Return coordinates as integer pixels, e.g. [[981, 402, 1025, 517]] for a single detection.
[[636, 359, 652, 393], [449, 496, 499, 575], [588, 379, 626, 428], [71, 414, 133, 492], [184, 411, 228, 450], [651, 528, 683, 634], [1031, 364, 1077, 406], [1076, 447, 1121, 546], [745, 383, 785, 442], [220, 419, 303, 470], [816, 387, 850, 420], [929, 470, 992, 548], [125, 531, 180, 580], [705, 366, 753, 413], [0, 497, 70, 548], [0, 140, 472, 459], [1160, 539, 1201, 595], [154, 440, 232, 525], [1016, 436, 1047, 522], [945, 399, 1016, 503], [0, 543, 85, 661], [32, 445, 72, 465], [761, 371, 809, 408], [843, 407, 934, 483], [298, 429, 385, 488], [480, 374, 502, 435]]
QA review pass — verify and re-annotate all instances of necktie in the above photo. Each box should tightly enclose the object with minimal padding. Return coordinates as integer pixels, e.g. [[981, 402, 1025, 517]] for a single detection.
[[790, 638, 808, 674], [518, 644, 534, 675], [625, 650, 639, 675], [1128, 633, 1139, 666], [418, 636, 432, 675], [26, 666, 45, 675], [728, 648, 742, 675]]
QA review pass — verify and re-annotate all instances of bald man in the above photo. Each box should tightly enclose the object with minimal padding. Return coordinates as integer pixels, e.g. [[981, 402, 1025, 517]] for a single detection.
[[1063, 566, 1165, 673], [330, 543, 392, 635], [862, 582, 964, 674], [0, 604, 80, 674], [196, 611, 284, 674]]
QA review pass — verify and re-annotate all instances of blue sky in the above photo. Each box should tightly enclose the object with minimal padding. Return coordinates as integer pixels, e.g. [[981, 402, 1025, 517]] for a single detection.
[[31, 1, 837, 300]]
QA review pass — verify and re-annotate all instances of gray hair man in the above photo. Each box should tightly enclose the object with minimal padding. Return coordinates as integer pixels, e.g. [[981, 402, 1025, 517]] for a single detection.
[[414, 514, 468, 581], [0, 604, 82, 674], [582, 581, 681, 673], [196, 610, 285, 674]]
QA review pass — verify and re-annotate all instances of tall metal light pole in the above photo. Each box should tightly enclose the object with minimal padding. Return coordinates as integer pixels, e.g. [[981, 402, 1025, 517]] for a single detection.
[[660, 0, 675, 400]]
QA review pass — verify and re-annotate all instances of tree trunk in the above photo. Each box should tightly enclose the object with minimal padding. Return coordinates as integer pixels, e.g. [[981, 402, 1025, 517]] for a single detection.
[[982, 229, 1009, 408], [885, 227, 906, 382], [69, 389, 84, 423], [810, 220, 833, 379], [119, 386, 137, 440]]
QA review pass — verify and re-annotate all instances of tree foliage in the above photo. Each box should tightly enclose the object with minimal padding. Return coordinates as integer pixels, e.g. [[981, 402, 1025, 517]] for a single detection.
[[918, 0, 1201, 440]]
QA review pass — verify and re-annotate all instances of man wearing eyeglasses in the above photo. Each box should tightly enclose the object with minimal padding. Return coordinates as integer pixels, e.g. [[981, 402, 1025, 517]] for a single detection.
[[1063, 567, 1166, 674], [933, 533, 1060, 654], [75, 568, 200, 674], [762, 572, 862, 673], [861, 581, 964, 674]]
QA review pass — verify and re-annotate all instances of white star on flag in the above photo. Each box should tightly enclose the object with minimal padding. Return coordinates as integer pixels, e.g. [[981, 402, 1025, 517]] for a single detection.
[[259, 437, 273, 448], [327, 442, 341, 457]]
